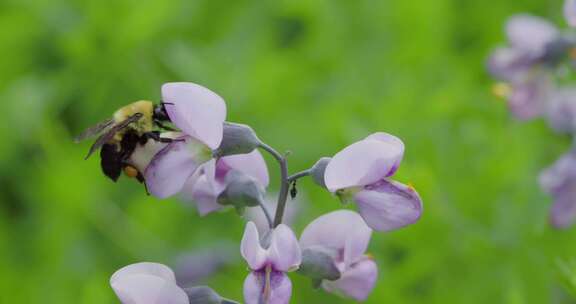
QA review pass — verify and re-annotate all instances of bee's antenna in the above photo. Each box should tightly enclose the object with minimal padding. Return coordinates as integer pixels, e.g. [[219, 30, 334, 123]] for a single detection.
[[159, 100, 174, 106], [143, 180, 150, 196]]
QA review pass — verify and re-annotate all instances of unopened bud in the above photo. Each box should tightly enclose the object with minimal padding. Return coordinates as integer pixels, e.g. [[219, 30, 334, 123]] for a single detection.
[[297, 246, 341, 282], [217, 171, 264, 211], [310, 157, 331, 188], [542, 38, 570, 65], [215, 122, 260, 157], [184, 286, 239, 304]]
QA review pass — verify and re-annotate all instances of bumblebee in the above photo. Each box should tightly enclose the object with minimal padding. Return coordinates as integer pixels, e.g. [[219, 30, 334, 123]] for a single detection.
[[74, 100, 176, 184]]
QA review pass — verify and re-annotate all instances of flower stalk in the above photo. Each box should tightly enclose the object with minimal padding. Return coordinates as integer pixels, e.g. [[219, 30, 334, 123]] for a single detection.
[[258, 142, 290, 227], [287, 169, 311, 182]]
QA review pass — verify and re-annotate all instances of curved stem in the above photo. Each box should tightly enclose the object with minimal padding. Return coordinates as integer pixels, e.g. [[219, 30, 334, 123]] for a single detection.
[[258, 198, 274, 229], [287, 169, 311, 182], [258, 142, 289, 227]]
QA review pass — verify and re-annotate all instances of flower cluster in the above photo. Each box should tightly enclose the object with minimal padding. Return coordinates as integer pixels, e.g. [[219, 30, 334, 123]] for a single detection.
[[488, 1, 576, 229], [79, 81, 423, 302]]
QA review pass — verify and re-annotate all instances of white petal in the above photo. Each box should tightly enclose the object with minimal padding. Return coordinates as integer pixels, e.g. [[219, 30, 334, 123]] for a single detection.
[[162, 82, 227, 149], [110, 263, 188, 304], [221, 150, 270, 188], [111, 262, 177, 284], [241, 222, 267, 270], [325, 137, 404, 191], [111, 274, 188, 304], [506, 14, 558, 55], [355, 180, 422, 231], [300, 210, 372, 267], [565, 0, 576, 27], [144, 137, 210, 199], [322, 258, 378, 301], [268, 224, 301, 272]]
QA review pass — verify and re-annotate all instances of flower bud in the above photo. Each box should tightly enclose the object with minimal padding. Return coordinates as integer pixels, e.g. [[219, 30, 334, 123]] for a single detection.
[[184, 286, 239, 304], [215, 122, 260, 157], [217, 171, 265, 212], [542, 37, 571, 65], [297, 246, 341, 282], [310, 157, 331, 188]]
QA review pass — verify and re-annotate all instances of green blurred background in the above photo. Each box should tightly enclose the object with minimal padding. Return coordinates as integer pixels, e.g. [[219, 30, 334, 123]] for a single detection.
[[1, 0, 575, 303]]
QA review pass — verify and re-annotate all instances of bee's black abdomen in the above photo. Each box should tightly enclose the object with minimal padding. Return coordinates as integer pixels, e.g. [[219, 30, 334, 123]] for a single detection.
[[120, 132, 140, 159], [100, 144, 122, 181]]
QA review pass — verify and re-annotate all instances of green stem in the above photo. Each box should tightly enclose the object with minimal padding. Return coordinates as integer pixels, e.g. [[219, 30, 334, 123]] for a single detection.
[[287, 169, 311, 182], [258, 142, 289, 227]]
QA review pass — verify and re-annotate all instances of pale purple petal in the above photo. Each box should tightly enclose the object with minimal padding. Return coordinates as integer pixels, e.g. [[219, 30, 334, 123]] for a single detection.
[[545, 88, 576, 134], [365, 132, 404, 177], [243, 272, 263, 304], [162, 82, 227, 149], [111, 262, 177, 284], [539, 152, 576, 194], [243, 271, 292, 304], [506, 14, 558, 55], [221, 150, 269, 188], [110, 262, 188, 304], [324, 138, 405, 192], [145, 137, 211, 199], [539, 152, 576, 229], [354, 180, 422, 231], [565, 0, 576, 27], [111, 274, 189, 304], [200, 159, 219, 190], [549, 186, 576, 229], [507, 72, 552, 120], [241, 222, 267, 270], [181, 174, 222, 216], [269, 224, 301, 272], [300, 210, 372, 266], [486, 47, 533, 81], [174, 242, 236, 285], [322, 258, 378, 301]]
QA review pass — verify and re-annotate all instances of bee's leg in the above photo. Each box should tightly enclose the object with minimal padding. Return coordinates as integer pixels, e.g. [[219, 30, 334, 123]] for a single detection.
[[137, 172, 150, 195], [142, 131, 182, 143], [154, 119, 177, 131]]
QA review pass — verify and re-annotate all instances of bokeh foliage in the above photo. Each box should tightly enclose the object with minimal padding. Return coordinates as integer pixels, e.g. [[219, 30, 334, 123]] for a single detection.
[[1, 0, 575, 303]]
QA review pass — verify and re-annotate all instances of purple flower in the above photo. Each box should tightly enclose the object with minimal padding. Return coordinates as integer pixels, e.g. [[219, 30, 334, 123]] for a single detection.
[[180, 150, 269, 216], [241, 222, 301, 304], [110, 262, 189, 304], [488, 15, 558, 80], [487, 15, 559, 120], [507, 72, 554, 120], [145, 82, 227, 198], [545, 88, 576, 134], [300, 210, 377, 301], [487, 47, 535, 82], [324, 132, 422, 231], [565, 0, 576, 27], [505, 14, 558, 59], [539, 151, 576, 229], [174, 242, 238, 286]]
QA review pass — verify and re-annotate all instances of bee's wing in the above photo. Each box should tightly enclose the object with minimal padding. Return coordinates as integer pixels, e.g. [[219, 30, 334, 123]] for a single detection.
[[84, 113, 144, 160], [74, 119, 115, 143]]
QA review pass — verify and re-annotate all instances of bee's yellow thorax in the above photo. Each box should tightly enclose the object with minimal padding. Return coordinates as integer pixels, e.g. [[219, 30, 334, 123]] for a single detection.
[[112, 100, 154, 141]]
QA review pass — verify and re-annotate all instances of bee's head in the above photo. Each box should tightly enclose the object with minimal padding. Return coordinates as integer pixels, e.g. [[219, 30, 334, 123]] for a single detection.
[[153, 103, 171, 122]]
